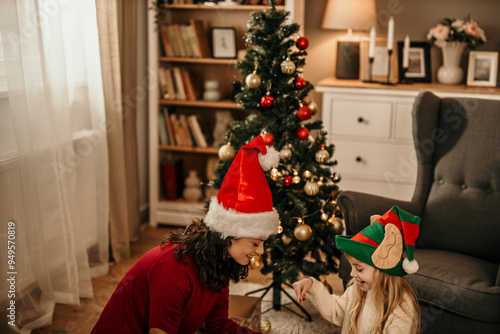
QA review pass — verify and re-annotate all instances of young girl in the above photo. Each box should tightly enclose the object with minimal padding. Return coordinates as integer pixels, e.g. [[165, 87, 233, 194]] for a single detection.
[[293, 206, 421, 334], [92, 134, 280, 334]]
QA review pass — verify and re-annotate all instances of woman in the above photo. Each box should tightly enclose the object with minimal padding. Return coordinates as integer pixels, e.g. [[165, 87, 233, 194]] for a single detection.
[[92, 134, 280, 334]]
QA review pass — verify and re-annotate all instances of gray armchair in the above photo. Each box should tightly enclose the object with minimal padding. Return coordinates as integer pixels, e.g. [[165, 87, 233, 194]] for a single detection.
[[336, 91, 500, 333]]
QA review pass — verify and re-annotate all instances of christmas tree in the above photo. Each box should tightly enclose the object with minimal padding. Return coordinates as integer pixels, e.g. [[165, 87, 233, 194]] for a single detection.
[[213, 0, 343, 315]]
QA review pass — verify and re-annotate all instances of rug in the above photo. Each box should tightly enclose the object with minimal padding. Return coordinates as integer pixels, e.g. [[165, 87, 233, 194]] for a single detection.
[[229, 282, 341, 334]]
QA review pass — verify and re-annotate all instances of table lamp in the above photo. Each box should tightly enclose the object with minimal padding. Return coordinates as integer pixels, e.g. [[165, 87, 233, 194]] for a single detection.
[[322, 0, 376, 79]]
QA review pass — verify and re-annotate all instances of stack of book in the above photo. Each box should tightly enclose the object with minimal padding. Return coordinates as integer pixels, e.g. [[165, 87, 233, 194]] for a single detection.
[[158, 67, 199, 101], [160, 19, 211, 58], [158, 108, 211, 148]]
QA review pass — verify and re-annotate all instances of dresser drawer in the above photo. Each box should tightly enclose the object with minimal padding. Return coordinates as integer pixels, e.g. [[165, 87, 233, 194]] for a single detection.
[[333, 140, 417, 183], [330, 99, 392, 138]]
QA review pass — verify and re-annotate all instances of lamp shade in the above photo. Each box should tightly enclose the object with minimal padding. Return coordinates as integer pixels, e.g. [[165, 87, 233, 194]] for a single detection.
[[322, 0, 376, 31]]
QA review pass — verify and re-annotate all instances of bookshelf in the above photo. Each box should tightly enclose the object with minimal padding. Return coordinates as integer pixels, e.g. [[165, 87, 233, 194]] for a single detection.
[[148, 0, 305, 227]]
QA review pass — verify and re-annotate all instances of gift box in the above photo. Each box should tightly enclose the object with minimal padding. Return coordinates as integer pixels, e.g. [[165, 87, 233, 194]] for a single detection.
[[229, 295, 261, 332]]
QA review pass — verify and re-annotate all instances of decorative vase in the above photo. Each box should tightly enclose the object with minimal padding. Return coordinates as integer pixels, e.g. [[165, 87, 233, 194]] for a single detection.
[[437, 42, 467, 85]]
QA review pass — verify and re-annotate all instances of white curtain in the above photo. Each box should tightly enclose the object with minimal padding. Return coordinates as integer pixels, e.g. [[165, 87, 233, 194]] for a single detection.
[[0, 0, 109, 332]]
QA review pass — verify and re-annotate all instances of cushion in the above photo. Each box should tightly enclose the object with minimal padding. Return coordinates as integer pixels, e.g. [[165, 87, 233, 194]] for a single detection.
[[405, 249, 500, 323], [416, 97, 500, 263]]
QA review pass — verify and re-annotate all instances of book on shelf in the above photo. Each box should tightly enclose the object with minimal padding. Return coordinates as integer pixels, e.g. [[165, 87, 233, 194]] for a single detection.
[[158, 111, 169, 145], [189, 19, 211, 58], [169, 113, 184, 146], [162, 108, 176, 145], [172, 67, 187, 101], [178, 114, 194, 147], [187, 115, 208, 148], [161, 159, 183, 200], [159, 25, 174, 57]]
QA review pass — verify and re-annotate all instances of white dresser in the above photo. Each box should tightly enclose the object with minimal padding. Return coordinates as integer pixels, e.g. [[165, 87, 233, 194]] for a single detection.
[[316, 78, 500, 201]]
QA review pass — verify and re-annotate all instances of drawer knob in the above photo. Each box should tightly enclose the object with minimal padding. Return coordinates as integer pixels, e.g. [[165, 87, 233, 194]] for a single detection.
[[357, 117, 364, 123], [355, 156, 362, 162]]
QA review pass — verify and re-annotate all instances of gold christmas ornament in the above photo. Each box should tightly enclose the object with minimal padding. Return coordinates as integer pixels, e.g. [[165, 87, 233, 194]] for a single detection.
[[245, 72, 261, 88], [304, 180, 319, 196], [280, 147, 292, 159], [218, 143, 235, 161], [277, 223, 283, 234], [315, 145, 330, 163], [303, 170, 312, 178], [321, 211, 329, 221], [308, 100, 318, 113], [294, 223, 312, 241], [261, 320, 272, 334], [280, 56, 296, 74], [333, 171, 342, 183], [330, 217, 344, 234], [249, 254, 263, 269], [292, 170, 301, 184], [317, 177, 324, 186]]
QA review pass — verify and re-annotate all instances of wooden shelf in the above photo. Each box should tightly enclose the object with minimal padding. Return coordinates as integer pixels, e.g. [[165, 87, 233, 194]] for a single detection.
[[159, 56, 239, 65], [159, 99, 241, 108], [159, 145, 218, 154], [163, 4, 285, 11], [316, 77, 500, 96]]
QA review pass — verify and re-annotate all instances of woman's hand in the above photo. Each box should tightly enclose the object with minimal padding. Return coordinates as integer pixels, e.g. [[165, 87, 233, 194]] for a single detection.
[[292, 277, 313, 304]]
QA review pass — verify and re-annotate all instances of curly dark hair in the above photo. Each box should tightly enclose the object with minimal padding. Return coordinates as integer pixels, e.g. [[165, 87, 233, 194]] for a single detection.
[[161, 219, 249, 293]]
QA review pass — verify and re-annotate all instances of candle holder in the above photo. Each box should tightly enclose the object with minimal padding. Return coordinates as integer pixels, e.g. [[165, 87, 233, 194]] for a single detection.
[[362, 57, 378, 83], [380, 49, 396, 85], [399, 67, 413, 84]]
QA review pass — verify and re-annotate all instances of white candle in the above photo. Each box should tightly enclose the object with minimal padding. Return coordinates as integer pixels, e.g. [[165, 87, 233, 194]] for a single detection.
[[387, 17, 394, 51], [368, 27, 376, 59], [403, 34, 410, 68]]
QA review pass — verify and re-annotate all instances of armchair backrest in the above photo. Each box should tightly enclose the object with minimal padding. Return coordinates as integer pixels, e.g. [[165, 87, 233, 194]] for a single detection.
[[412, 91, 500, 263]]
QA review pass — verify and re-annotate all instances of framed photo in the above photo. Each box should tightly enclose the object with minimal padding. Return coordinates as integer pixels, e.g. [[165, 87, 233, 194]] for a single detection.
[[467, 51, 498, 87], [211, 27, 237, 59], [360, 39, 398, 82], [397, 41, 431, 83]]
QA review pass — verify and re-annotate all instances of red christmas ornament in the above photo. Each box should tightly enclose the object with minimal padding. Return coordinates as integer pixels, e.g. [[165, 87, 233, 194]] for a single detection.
[[261, 132, 275, 146], [297, 126, 309, 140], [297, 105, 312, 120], [284, 175, 293, 187], [294, 77, 306, 89], [261, 95, 275, 108], [296, 37, 309, 50]]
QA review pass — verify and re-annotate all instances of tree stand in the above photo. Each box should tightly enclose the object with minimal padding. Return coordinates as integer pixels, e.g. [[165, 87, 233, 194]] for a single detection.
[[245, 274, 312, 322]]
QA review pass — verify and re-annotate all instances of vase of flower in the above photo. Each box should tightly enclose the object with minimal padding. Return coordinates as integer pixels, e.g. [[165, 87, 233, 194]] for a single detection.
[[428, 17, 486, 85], [437, 41, 467, 85]]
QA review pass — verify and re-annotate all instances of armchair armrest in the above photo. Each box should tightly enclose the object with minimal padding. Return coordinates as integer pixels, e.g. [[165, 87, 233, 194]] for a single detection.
[[337, 191, 421, 236]]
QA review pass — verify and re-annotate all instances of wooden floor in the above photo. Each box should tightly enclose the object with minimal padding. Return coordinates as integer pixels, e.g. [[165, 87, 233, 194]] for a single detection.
[[33, 225, 343, 333]]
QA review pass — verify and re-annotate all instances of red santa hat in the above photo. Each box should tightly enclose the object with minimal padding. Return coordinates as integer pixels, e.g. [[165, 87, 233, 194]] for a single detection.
[[205, 134, 281, 239]]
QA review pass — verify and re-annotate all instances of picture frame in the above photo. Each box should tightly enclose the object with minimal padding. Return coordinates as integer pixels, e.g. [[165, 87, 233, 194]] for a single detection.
[[397, 41, 431, 83], [467, 51, 498, 87], [211, 27, 237, 59], [360, 39, 398, 82]]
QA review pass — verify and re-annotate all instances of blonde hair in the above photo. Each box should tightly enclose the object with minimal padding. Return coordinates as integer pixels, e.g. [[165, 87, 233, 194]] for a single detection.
[[344, 253, 420, 334]]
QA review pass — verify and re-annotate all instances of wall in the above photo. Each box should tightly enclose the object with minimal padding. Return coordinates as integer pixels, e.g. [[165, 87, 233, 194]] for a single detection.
[[305, 0, 500, 115]]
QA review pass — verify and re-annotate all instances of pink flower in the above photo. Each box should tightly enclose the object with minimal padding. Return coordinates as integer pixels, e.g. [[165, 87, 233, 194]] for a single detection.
[[432, 24, 450, 40], [464, 20, 480, 37]]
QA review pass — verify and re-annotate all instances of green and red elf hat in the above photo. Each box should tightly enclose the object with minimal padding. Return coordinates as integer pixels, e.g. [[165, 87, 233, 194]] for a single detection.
[[335, 206, 421, 276]]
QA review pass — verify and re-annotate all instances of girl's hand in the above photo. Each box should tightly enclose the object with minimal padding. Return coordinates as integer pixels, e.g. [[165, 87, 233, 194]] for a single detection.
[[292, 277, 313, 304]]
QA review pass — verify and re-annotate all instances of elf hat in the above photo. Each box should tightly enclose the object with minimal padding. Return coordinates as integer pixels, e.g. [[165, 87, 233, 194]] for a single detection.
[[335, 206, 421, 276], [205, 134, 281, 239]]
